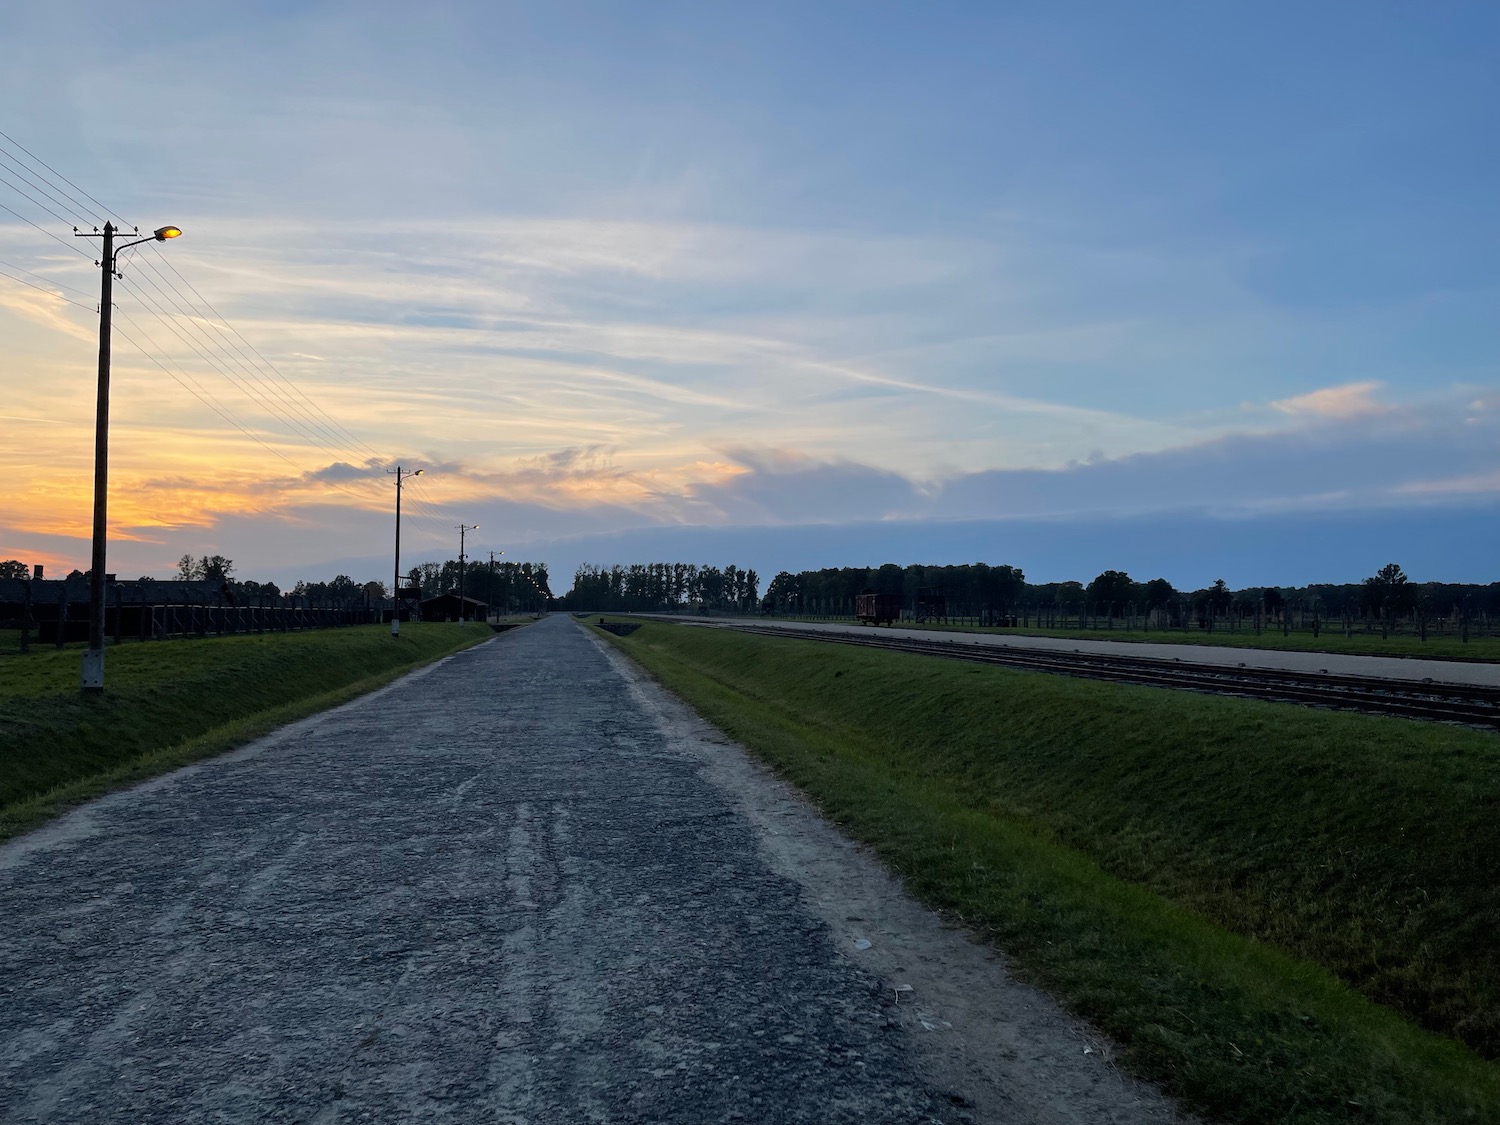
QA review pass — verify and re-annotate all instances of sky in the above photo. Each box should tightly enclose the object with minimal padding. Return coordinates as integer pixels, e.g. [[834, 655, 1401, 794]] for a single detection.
[[0, 1, 1496, 592]]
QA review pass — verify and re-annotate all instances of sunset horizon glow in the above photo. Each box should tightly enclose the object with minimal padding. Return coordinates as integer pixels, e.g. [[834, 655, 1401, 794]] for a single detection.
[[3, 4, 1496, 590]]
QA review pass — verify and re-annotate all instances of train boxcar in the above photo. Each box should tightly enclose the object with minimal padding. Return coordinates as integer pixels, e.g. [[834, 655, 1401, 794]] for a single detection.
[[855, 592, 902, 626]]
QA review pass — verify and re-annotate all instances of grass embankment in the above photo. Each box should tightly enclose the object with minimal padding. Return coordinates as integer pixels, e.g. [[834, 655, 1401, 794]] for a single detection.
[[0, 623, 494, 840], [604, 620, 1500, 1125], [766, 616, 1500, 662]]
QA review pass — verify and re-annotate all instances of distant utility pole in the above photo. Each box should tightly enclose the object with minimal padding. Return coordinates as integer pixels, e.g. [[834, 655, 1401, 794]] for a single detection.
[[488, 550, 503, 622], [457, 524, 478, 623], [75, 221, 181, 694], [387, 465, 422, 636]]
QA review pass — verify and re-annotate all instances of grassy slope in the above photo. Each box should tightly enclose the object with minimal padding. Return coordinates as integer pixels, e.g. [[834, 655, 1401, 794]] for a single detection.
[[606, 620, 1500, 1125], [763, 616, 1500, 662], [0, 623, 493, 838]]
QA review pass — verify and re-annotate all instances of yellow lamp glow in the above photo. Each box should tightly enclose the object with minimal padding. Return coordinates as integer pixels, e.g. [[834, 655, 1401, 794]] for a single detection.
[[154, 226, 182, 241]]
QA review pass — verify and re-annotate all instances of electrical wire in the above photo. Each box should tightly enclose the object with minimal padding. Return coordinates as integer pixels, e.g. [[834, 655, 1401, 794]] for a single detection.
[[0, 199, 96, 260], [142, 241, 389, 464], [0, 140, 395, 487], [126, 250, 377, 464], [0, 129, 122, 227], [0, 136, 412, 517], [0, 265, 94, 311], [116, 272, 383, 473], [0, 257, 95, 298], [113, 312, 384, 507], [0, 151, 92, 228]]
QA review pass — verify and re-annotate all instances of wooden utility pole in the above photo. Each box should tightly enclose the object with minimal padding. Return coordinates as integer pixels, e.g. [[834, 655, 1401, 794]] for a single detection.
[[456, 524, 478, 622], [75, 222, 180, 692], [386, 465, 422, 636]]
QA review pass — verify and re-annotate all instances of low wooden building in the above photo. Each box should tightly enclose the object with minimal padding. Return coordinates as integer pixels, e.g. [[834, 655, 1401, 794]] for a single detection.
[[420, 593, 490, 622]]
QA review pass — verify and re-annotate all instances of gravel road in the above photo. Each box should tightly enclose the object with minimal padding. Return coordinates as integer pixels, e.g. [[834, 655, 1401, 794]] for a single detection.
[[0, 615, 1186, 1124]]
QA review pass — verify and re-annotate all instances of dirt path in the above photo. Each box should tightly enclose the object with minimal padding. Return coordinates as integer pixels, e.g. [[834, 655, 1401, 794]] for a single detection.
[[0, 615, 1187, 1123]]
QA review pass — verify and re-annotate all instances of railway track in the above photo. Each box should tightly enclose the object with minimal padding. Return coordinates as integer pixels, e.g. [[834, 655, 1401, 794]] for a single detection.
[[702, 623, 1500, 729]]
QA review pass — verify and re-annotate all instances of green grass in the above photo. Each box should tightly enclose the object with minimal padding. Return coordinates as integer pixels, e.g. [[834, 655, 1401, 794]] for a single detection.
[[603, 619, 1500, 1124], [763, 615, 1500, 661], [0, 623, 494, 839]]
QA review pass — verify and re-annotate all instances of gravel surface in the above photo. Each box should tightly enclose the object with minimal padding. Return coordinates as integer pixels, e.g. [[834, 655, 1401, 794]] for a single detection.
[[0, 615, 1187, 1124]]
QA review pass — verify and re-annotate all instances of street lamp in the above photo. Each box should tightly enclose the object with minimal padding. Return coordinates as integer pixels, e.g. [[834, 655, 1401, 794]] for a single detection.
[[488, 549, 503, 623], [456, 524, 477, 622], [75, 222, 182, 693], [387, 466, 422, 636]]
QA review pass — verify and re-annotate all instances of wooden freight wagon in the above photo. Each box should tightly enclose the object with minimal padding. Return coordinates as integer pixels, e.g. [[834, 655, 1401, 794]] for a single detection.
[[855, 592, 902, 626]]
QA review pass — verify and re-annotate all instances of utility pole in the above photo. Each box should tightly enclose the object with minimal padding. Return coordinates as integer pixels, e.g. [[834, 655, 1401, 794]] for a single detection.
[[456, 524, 478, 623], [488, 550, 504, 623], [387, 465, 422, 636], [75, 222, 181, 693]]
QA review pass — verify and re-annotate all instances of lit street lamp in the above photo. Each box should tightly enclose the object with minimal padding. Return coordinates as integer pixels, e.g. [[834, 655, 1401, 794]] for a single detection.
[[456, 524, 478, 622], [75, 222, 181, 694], [387, 466, 422, 636]]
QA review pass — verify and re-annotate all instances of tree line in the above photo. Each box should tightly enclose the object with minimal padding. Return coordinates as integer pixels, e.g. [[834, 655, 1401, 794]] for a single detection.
[[561, 562, 760, 613], [405, 558, 552, 612], [761, 562, 1500, 630], [0, 553, 551, 613]]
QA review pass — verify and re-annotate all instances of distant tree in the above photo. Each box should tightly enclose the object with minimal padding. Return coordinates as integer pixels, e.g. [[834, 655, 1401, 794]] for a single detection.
[[362, 580, 387, 601], [1208, 578, 1232, 614], [1056, 580, 1085, 608], [176, 554, 200, 581], [1086, 570, 1134, 618], [875, 562, 905, 595], [1363, 562, 1411, 616], [1142, 578, 1176, 609], [0, 559, 28, 579], [767, 571, 800, 608], [1263, 587, 1285, 615], [198, 555, 234, 582]]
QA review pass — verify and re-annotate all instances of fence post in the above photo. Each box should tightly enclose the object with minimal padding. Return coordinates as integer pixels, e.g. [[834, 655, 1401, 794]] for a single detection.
[[55, 584, 68, 649], [20, 579, 31, 653]]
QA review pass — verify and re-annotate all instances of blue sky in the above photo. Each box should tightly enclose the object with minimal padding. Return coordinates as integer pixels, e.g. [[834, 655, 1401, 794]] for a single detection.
[[0, 2, 1495, 589]]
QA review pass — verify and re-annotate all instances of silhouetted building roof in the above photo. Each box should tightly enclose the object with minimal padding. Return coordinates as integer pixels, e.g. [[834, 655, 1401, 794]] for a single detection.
[[420, 593, 489, 621]]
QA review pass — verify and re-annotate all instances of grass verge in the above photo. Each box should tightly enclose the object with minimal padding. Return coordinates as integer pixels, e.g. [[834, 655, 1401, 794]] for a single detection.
[[0, 623, 495, 841], [602, 619, 1500, 1125]]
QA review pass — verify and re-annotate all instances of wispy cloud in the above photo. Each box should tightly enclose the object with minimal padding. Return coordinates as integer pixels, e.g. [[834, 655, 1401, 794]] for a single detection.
[[1271, 381, 1387, 419]]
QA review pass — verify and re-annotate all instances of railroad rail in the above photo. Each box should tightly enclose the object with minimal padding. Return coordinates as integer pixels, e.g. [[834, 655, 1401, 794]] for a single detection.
[[698, 622, 1500, 729]]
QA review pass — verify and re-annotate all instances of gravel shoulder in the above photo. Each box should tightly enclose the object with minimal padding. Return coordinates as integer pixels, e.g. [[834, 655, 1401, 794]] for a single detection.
[[589, 623, 1190, 1125]]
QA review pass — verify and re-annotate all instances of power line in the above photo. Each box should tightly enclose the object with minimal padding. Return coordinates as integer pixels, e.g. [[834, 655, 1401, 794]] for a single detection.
[[0, 198, 95, 260], [0, 151, 91, 228], [116, 272, 382, 473], [127, 250, 378, 463], [113, 313, 384, 507], [0, 265, 94, 310], [0, 257, 94, 298], [0, 129, 123, 227], [143, 242, 389, 464], [0, 137, 405, 516]]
